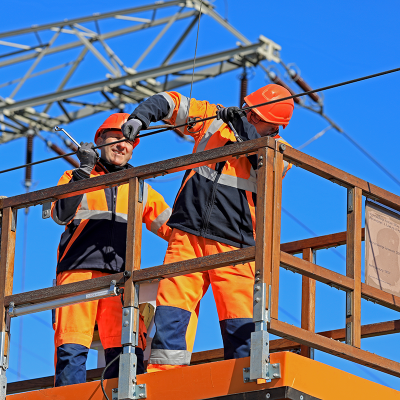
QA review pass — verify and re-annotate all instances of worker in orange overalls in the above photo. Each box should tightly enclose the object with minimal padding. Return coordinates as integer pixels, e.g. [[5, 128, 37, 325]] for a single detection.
[[121, 84, 294, 371], [51, 113, 172, 386]]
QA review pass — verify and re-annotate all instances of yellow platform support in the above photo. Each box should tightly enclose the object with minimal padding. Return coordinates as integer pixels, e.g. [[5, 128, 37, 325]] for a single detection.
[[8, 352, 399, 400]]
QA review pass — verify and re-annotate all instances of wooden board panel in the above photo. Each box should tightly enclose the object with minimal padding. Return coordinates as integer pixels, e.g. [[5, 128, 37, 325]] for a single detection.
[[254, 147, 274, 295], [280, 145, 400, 213], [270, 147, 283, 320], [346, 187, 362, 347], [300, 248, 316, 358], [0, 137, 275, 210], [280, 228, 365, 254], [5, 248, 256, 306], [124, 177, 143, 308], [280, 251, 355, 291], [0, 208, 16, 333]]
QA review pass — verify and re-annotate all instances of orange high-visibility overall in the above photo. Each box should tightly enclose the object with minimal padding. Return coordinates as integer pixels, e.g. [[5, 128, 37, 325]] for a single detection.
[[129, 91, 291, 371]]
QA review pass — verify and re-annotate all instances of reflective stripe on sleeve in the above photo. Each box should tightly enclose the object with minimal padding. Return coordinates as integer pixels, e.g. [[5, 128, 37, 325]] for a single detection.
[[158, 92, 175, 120], [196, 119, 224, 153], [150, 207, 172, 235], [80, 193, 89, 211], [282, 160, 290, 177], [193, 165, 257, 193], [175, 95, 190, 126], [149, 349, 191, 365], [74, 210, 128, 223], [52, 192, 90, 225], [52, 211, 69, 226], [143, 182, 149, 207]]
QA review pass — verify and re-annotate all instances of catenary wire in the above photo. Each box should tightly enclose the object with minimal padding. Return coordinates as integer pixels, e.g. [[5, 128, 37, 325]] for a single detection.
[[297, 104, 400, 188], [296, 126, 333, 150], [1, 66, 400, 176], [187, 0, 204, 110], [282, 207, 346, 262]]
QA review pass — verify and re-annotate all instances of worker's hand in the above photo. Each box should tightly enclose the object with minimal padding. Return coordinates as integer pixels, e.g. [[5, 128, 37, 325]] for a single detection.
[[216, 106, 242, 124], [121, 118, 142, 142], [74, 142, 99, 179]]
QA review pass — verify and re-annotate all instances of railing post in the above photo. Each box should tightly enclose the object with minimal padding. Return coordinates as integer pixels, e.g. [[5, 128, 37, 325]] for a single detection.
[[300, 248, 316, 358], [116, 178, 145, 400], [0, 207, 17, 400], [346, 187, 362, 348], [247, 141, 281, 383], [270, 142, 284, 320]]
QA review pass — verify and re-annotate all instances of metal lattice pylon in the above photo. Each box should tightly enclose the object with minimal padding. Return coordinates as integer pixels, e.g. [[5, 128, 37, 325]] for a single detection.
[[0, 0, 282, 146]]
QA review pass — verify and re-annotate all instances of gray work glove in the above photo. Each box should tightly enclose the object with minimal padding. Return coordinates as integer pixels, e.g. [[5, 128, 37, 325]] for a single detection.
[[121, 118, 143, 142], [216, 106, 243, 124], [73, 142, 98, 180]]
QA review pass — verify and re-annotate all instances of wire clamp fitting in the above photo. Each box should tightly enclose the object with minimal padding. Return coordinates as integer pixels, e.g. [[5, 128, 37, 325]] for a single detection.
[[187, 117, 204, 134]]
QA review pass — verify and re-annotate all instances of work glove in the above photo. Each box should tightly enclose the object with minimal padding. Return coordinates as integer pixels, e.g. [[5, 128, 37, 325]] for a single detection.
[[73, 142, 98, 180], [216, 106, 243, 124], [121, 118, 143, 142]]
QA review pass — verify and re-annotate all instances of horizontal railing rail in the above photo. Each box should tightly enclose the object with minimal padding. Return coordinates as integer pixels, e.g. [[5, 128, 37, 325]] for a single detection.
[[2, 136, 400, 394], [1, 228, 368, 309], [1, 136, 400, 213]]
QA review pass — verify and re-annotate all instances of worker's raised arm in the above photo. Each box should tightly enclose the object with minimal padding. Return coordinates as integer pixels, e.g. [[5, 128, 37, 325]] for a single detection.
[[142, 183, 172, 242], [122, 91, 215, 142]]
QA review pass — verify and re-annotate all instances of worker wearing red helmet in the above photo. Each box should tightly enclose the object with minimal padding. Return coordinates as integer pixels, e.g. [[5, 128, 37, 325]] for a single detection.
[[51, 113, 173, 386], [121, 84, 294, 371]]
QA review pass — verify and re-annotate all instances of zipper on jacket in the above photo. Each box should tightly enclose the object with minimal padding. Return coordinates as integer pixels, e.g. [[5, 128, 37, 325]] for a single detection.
[[200, 161, 226, 235]]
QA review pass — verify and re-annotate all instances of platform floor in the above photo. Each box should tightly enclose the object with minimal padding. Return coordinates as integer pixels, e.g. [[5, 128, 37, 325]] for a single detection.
[[8, 351, 399, 400]]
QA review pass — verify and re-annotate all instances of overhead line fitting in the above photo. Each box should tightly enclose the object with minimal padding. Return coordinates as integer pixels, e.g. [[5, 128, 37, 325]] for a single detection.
[[266, 70, 301, 104]]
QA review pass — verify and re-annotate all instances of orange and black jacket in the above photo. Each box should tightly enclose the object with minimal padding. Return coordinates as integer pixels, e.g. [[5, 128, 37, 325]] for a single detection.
[[129, 91, 292, 249], [51, 161, 172, 274]]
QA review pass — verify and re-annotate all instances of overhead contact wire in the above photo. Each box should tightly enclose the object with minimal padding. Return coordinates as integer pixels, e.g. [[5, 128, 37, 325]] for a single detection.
[[1, 66, 400, 175], [188, 0, 203, 106]]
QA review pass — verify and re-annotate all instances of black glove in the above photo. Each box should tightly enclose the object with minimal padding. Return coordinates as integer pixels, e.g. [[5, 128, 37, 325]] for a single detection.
[[121, 118, 143, 142], [216, 106, 243, 124], [73, 142, 98, 180]]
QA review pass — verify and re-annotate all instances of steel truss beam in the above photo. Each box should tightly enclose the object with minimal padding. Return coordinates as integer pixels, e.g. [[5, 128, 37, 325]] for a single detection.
[[0, 0, 281, 146]]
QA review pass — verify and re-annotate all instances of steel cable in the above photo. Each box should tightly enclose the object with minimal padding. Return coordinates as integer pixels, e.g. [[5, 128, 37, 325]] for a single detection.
[[1, 66, 400, 176]]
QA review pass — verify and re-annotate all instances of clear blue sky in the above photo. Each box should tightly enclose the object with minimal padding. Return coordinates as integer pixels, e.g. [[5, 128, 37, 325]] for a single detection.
[[1, 0, 400, 391]]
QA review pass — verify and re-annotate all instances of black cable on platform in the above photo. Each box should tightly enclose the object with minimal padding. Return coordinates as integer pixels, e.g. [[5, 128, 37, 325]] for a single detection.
[[100, 353, 121, 400], [1, 66, 400, 176]]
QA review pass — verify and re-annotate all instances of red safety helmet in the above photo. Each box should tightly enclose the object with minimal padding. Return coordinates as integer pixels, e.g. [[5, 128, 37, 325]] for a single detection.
[[95, 113, 140, 149], [244, 84, 294, 129]]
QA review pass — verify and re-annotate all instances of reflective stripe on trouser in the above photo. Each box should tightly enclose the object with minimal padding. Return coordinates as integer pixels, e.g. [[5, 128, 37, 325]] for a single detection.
[[148, 229, 255, 369], [54, 270, 147, 350]]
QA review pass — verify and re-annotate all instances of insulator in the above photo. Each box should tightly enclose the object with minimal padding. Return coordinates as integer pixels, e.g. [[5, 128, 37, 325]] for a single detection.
[[268, 71, 301, 104], [47, 141, 79, 168], [24, 135, 33, 189], [239, 71, 248, 107], [289, 69, 321, 104]]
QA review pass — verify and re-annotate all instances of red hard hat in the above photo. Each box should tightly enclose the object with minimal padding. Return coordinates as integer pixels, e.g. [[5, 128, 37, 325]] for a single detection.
[[95, 113, 140, 149], [244, 84, 294, 128]]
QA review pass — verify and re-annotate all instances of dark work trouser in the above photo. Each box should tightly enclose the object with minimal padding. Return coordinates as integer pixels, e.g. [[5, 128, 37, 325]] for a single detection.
[[55, 344, 144, 387]]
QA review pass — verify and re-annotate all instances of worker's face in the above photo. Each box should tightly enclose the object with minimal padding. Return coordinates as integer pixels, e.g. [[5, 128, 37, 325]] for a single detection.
[[96, 130, 133, 166], [247, 110, 280, 137]]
